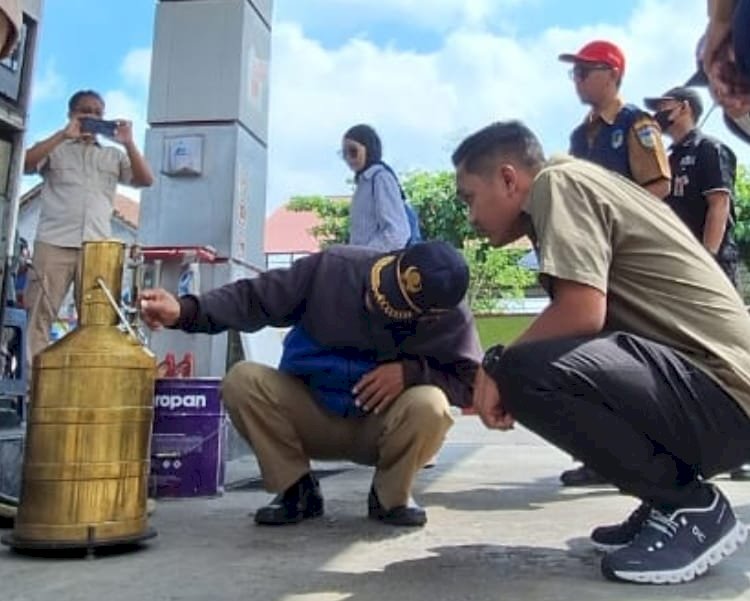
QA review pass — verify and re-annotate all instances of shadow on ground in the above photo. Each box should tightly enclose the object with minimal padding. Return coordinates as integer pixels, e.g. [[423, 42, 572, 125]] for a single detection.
[[282, 542, 750, 601]]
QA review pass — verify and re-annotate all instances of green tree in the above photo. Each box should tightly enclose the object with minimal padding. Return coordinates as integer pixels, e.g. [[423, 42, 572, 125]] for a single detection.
[[287, 195, 350, 247], [734, 165, 750, 263], [463, 242, 537, 313], [401, 170, 475, 247], [288, 170, 476, 247], [286, 171, 537, 311]]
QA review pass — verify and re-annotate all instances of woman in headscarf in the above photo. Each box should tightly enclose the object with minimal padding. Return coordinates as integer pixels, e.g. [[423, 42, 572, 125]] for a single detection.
[[341, 124, 411, 251]]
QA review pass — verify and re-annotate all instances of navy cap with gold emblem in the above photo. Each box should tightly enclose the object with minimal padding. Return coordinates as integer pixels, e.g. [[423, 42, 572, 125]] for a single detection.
[[369, 241, 469, 321]]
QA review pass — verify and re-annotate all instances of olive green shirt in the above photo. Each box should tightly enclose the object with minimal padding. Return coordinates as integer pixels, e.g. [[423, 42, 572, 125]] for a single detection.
[[525, 155, 750, 417]]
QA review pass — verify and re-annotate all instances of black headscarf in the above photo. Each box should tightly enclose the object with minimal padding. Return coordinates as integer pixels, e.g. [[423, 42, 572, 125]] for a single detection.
[[343, 124, 382, 177]]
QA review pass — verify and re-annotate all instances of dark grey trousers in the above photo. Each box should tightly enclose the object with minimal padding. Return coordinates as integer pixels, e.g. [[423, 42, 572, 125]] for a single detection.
[[489, 332, 750, 509]]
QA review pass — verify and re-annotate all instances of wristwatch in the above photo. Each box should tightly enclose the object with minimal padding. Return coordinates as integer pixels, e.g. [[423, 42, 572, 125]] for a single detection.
[[482, 344, 505, 374]]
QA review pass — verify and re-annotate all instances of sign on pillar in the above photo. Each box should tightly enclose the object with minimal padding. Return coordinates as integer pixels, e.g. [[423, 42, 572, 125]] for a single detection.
[[140, 0, 273, 379]]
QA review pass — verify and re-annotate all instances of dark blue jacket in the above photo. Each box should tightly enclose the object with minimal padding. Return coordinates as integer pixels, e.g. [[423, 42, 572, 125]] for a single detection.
[[278, 325, 375, 417], [176, 245, 482, 411], [569, 103, 644, 180]]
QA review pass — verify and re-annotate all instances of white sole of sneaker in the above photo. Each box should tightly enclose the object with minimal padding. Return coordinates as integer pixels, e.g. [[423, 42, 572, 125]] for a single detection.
[[608, 520, 749, 584], [591, 540, 627, 554]]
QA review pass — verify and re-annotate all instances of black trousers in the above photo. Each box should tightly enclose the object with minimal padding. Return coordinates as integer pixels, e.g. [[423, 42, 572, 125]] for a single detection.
[[717, 256, 738, 287], [490, 332, 750, 509]]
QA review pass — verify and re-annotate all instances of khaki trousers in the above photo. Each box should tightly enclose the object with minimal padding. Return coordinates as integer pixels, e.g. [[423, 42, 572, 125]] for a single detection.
[[221, 362, 454, 509], [25, 241, 82, 364]]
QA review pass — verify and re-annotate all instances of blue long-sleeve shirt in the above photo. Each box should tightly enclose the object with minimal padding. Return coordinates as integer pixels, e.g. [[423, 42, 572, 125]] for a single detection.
[[348, 164, 410, 251]]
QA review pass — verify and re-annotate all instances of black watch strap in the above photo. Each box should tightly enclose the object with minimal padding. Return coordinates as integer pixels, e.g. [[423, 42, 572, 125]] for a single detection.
[[482, 344, 505, 373]]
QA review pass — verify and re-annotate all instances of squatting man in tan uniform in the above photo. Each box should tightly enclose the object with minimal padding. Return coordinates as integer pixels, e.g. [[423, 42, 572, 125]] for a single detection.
[[454, 120, 750, 584], [139, 241, 482, 527]]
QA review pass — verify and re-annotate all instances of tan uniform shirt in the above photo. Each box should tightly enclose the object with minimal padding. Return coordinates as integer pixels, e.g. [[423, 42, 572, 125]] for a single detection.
[[525, 155, 750, 418], [0, 0, 21, 59], [582, 97, 671, 187], [34, 139, 133, 248]]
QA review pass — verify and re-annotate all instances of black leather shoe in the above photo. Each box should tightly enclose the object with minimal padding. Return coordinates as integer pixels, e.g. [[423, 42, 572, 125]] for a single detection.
[[560, 465, 609, 487], [367, 487, 426, 527], [730, 464, 750, 481], [254, 473, 324, 525]]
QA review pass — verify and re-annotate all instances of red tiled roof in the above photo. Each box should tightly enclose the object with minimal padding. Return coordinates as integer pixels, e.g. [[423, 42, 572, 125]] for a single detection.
[[264, 199, 532, 254], [264, 206, 321, 254], [113, 195, 139, 229]]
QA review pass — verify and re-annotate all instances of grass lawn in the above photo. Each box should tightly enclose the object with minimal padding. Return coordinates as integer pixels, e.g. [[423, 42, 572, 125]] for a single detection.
[[475, 314, 534, 350]]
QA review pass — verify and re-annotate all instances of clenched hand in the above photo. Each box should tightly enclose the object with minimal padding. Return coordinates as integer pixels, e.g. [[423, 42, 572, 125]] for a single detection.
[[138, 288, 181, 330], [114, 119, 134, 145], [473, 367, 514, 431]]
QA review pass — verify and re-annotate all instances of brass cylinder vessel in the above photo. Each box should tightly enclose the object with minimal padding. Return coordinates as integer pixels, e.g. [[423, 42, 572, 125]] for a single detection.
[[6, 240, 156, 549]]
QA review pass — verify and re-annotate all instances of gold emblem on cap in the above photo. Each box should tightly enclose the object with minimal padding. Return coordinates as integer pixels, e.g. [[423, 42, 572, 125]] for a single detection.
[[370, 255, 415, 320], [395, 256, 423, 314], [401, 266, 422, 295]]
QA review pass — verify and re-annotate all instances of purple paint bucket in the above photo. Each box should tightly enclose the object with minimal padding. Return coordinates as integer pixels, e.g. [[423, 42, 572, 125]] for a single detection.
[[150, 378, 227, 498]]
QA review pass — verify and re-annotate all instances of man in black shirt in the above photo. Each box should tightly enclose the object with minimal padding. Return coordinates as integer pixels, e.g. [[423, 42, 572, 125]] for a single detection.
[[645, 87, 739, 284], [645, 85, 749, 481]]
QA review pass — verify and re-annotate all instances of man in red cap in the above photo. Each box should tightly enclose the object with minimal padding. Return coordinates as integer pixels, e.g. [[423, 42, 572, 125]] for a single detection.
[[560, 40, 671, 198], [558, 40, 672, 487]]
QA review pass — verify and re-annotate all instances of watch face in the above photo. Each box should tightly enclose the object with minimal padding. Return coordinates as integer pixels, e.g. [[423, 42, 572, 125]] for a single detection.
[[482, 345, 505, 371]]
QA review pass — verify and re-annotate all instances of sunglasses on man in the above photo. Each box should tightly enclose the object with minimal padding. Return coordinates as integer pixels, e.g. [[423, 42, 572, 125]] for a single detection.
[[569, 63, 613, 81]]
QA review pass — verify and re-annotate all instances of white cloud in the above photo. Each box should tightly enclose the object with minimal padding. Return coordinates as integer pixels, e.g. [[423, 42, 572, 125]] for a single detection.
[[30, 60, 65, 104], [103, 89, 145, 143], [266, 0, 747, 215], [327, 0, 517, 28], [98, 49, 152, 162], [68, 1, 738, 221], [102, 88, 148, 196], [120, 48, 152, 90], [287, 0, 529, 31], [103, 90, 142, 121]]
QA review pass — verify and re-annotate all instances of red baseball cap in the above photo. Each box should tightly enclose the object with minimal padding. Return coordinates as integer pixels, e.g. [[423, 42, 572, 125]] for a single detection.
[[559, 40, 626, 74]]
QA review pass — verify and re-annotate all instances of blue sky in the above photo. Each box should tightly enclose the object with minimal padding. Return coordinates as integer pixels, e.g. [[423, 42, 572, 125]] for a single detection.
[[30, 1, 153, 106], [26, 0, 737, 212]]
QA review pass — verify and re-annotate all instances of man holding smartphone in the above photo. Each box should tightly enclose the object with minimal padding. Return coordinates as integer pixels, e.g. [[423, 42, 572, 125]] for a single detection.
[[22, 89, 154, 365]]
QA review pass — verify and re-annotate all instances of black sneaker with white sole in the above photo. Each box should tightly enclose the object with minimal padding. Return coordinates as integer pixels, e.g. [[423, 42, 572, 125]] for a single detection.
[[601, 487, 748, 584], [590, 502, 651, 553]]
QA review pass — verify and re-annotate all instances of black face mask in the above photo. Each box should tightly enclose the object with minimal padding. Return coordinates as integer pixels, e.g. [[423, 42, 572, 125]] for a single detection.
[[653, 109, 675, 131]]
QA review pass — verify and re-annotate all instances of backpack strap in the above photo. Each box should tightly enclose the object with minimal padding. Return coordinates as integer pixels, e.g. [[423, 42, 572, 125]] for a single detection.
[[371, 161, 407, 201]]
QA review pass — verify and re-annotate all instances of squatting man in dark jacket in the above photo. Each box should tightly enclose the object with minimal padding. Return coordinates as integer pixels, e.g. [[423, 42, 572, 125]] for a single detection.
[[139, 241, 482, 527]]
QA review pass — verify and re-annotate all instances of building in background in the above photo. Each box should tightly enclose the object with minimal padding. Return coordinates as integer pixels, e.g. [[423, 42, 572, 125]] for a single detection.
[[263, 204, 320, 270], [16, 183, 139, 338], [17, 183, 139, 247]]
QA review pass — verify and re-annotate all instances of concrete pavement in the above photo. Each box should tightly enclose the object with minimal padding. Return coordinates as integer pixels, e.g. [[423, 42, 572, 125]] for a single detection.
[[1, 417, 749, 601]]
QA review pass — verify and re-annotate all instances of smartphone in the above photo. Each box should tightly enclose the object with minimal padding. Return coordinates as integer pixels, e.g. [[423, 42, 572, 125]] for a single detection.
[[79, 117, 118, 138]]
